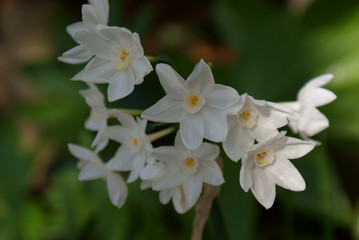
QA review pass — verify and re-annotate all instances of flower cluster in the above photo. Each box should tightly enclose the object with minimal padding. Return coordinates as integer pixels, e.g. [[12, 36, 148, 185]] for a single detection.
[[62, 0, 336, 213]]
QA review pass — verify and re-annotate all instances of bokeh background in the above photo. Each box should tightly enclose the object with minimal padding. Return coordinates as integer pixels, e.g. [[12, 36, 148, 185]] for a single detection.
[[1, 0, 359, 239]]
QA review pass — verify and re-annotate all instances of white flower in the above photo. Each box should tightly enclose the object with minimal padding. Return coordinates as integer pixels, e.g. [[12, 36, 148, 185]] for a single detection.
[[103, 110, 154, 183], [72, 25, 153, 101], [68, 143, 128, 208], [281, 74, 336, 140], [240, 131, 315, 209], [141, 59, 240, 150], [140, 162, 191, 214], [223, 94, 299, 162], [142, 131, 224, 210], [80, 83, 111, 152], [58, 0, 109, 64]]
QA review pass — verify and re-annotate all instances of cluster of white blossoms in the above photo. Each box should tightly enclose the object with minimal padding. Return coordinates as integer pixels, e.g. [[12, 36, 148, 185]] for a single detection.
[[61, 0, 336, 212]]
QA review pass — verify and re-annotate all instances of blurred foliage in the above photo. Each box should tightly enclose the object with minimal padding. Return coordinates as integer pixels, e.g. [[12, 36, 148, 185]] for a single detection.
[[1, 0, 359, 239]]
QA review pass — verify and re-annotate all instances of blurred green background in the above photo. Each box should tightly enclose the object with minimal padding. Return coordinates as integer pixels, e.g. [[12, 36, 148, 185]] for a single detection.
[[1, 0, 359, 239]]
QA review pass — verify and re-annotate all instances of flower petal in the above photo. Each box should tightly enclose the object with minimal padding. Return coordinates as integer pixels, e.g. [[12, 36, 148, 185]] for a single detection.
[[141, 96, 186, 123], [159, 189, 172, 204], [106, 146, 135, 171], [185, 59, 214, 94], [239, 157, 254, 192], [267, 156, 306, 191], [156, 64, 185, 99], [78, 162, 107, 180], [172, 187, 191, 214], [301, 88, 337, 107], [106, 172, 128, 208], [151, 146, 184, 163], [192, 142, 219, 161], [180, 113, 204, 150], [58, 45, 93, 64], [102, 125, 132, 143], [297, 107, 329, 137], [66, 22, 87, 38], [223, 119, 254, 162], [72, 57, 115, 83], [182, 175, 203, 207], [200, 162, 224, 186], [107, 68, 135, 101], [130, 57, 153, 84], [68, 144, 98, 162], [250, 167, 276, 209], [205, 84, 240, 109], [201, 108, 228, 142], [276, 136, 315, 159]]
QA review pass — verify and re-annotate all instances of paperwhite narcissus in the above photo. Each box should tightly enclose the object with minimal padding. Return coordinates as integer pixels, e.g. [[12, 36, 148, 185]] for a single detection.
[[103, 110, 154, 183], [223, 94, 299, 162], [68, 144, 128, 208], [58, 0, 109, 64], [141, 59, 240, 150], [72, 25, 153, 102], [143, 131, 224, 209], [281, 74, 336, 141], [80, 83, 111, 152], [240, 131, 315, 209]]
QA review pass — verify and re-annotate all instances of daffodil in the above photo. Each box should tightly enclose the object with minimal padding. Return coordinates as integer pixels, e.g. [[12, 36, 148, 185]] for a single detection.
[[68, 143, 128, 208], [240, 131, 315, 209], [103, 110, 154, 183], [144, 132, 224, 209], [223, 94, 299, 162], [281, 74, 336, 140], [72, 25, 153, 101], [58, 0, 109, 64], [141, 59, 239, 150]]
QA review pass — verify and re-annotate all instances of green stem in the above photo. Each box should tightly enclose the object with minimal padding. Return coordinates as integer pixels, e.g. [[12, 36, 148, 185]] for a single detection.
[[112, 108, 143, 116], [146, 55, 157, 62], [211, 198, 230, 240], [147, 127, 176, 142]]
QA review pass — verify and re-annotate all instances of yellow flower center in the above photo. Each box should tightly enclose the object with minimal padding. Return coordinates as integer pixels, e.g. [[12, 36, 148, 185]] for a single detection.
[[119, 50, 129, 61], [254, 150, 275, 167], [181, 157, 198, 174], [189, 95, 199, 106], [114, 49, 130, 70], [183, 91, 205, 114], [237, 108, 258, 128], [184, 157, 196, 167], [132, 138, 138, 146]]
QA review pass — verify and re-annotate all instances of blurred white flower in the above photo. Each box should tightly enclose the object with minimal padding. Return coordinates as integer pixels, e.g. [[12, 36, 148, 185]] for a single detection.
[[141, 59, 239, 150], [281, 74, 336, 140], [103, 110, 154, 183], [240, 131, 315, 209], [80, 83, 111, 152], [142, 132, 224, 210], [223, 94, 299, 162], [68, 143, 128, 208], [58, 0, 109, 64], [72, 25, 153, 101]]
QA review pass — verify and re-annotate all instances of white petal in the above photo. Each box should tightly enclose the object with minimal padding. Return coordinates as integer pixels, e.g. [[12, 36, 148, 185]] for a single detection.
[[156, 64, 185, 99], [180, 113, 204, 150], [141, 96, 186, 123], [151, 146, 184, 163], [251, 116, 280, 142], [112, 110, 138, 131], [239, 158, 254, 192], [66, 22, 87, 38], [159, 189, 172, 204], [97, 26, 133, 48], [75, 31, 117, 59], [185, 59, 214, 94], [267, 156, 306, 191], [127, 168, 142, 183], [251, 167, 276, 209], [106, 146, 134, 171], [223, 120, 254, 162], [130, 57, 153, 84], [276, 137, 315, 159], [72, 57, 114, 83], [192, 142, 220, 161], [79, 162, 107, 180], [299, 74, 334, 94], [172, 187, 191, 214], [280, 101, 301, 112], [301, 88, 336, 107], [182, 175, 203, 207], [201, 108, 228, 142], [68, 144, 98, 162], [205, 84, 240, 109], [82, 3, 108, 27], [297, 107, 329, 137], [58, 45, 93, 64], [153, 167, 185, 190], [102, 125, 132, 143], [106, 172, 128, 208], [107, 68, 135, 101], [140, 162, 164, 180], [200, 162, 224, 186]]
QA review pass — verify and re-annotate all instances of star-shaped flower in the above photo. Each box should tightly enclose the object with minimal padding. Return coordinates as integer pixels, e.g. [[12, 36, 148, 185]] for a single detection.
[[103, 110, 154, 183], [68, 143, 128, 208], [58, 0, 109, 64], [72, 25, 153, 101], [281, 74, 336, 140], [223, 94, 299, 162], [142, 131, 224, 210], [141, 59, 240, 150], [240, 131, 315, 209]]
